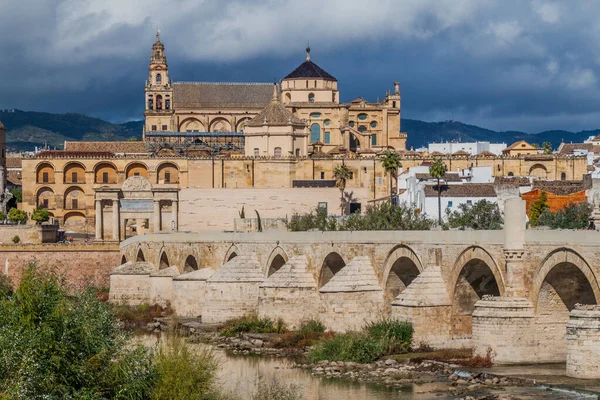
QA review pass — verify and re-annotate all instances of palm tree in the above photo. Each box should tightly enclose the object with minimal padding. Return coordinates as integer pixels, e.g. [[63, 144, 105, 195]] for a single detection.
[[333, 164, 352, 215], [429, 158, 448, 224], [381, 150, 402, 204]]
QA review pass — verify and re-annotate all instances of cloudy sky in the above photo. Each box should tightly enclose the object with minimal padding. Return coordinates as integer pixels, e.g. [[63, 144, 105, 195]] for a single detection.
[[1, 0, 600, 132]]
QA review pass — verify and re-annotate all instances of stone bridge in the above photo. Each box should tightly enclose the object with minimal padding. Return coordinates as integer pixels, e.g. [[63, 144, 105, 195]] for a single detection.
[[111, 199, 600, 368]]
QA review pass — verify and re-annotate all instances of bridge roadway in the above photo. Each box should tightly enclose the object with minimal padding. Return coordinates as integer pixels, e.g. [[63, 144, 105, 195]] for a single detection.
[[115, 198, 600, 365]]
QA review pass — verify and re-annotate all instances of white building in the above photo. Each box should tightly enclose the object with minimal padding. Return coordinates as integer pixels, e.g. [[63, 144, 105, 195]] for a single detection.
[[397, 165, 498, 220], [428, 141, 506, 156]]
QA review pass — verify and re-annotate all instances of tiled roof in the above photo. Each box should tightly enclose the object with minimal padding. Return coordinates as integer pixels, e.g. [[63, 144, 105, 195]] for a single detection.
[[36, 151, 115, 158], [245, 98, 305, 127], [477, 151, 496, 157], [415, 172, 462, 182], [557, 143, 600, 155], [6, 157, 21, 169], [504, 140, 535, 151], [7, 171, 21, 186], [423, 183, 497, 197], [64, 141, 147, 154], [592, 134, 600, 141], [452, 150, 470, 156], [494, 176, 531, 186], [173, 82, 273, 108], [283, 60, 337, 81], [532, 180, 585, 196]]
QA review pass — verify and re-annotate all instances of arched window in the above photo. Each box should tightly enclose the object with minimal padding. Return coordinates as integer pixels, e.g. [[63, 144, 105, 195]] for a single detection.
[[308, 93, 315, 103], [147, 96, 153, 110], [156, 95, 163, 110], [274, 147, 282, 158], [561, 172, 567, 181], [284, 93, 291, 104], [165, 99, 170, 110], [156, 73, 162, 84], [254, 148, 260, 157], [371, 134, 377, 146], [508, 172, 514, 177], [310, 123, 321, 143]]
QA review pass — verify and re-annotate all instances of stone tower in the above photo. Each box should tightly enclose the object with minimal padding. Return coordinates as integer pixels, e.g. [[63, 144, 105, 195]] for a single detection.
[[144, 31, 174, 136]]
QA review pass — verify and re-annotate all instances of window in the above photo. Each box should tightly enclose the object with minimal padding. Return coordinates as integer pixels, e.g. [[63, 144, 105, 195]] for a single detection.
[[42, 199, 49, 209], [254, 148, 259, 157], [320, 172, 325, 179], [156, 95, 163, 110], [370, 121, 377, 128], [324, 132, 331, 144], [466, 200, 472, 205], [71, 172, 78, 183], [308, 93, 315, 103], [72, 199, 78, 209], [507, 172, 514, 177], [349, 121, 355, 128], [165, 171, 171, 183], [447, 201, 453, 208], [274, 147, 282, 158], [358, 113, 368, 120], [165, 99, 170, 110], [295, 148, 300, 157], [371, 134, 377, 146], [348, 171, 354, 179], [310, 123, 321, 143], [162, 125, 168, 131], [156, 73, 162, 84], [314, 80, 317, 88], [102, 172, 109, 183], [318, 202, 327, 213], [358, 125, 367, 133], [392, 101, 396, 108], [148, 98, 153, 110], [310, 112, 321, 118], [134, 172, 140, 176], [377, 177, 383, 185], [42, 172, 49, 183], [324, 119, 330, 126], [151, 125, 157, 131], [561, 172, 567, 181]]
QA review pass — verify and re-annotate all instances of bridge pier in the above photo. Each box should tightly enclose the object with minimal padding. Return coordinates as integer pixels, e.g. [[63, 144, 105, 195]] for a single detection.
[[567, 305, 600, 379]]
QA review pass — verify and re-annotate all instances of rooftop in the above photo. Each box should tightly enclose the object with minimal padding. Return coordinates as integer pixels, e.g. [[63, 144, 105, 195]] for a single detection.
[[172, 82, 273, 108], [64, 141, 147, 154], [423, 183, 497, 197], [283, 49, 337, 81], [531, 180, 585, 196]]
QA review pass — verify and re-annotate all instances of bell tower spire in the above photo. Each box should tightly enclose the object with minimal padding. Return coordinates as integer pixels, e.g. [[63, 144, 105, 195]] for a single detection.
[[144, 31, 174, 135]]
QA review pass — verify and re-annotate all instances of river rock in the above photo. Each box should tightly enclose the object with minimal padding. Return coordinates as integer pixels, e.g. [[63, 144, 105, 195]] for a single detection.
[[384, 368, 400, 375], [385, 359, 397, 366]]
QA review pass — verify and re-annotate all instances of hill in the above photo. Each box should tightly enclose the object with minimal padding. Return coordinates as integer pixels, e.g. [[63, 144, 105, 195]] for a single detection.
[[0, 110, 143, 151], [0, 109, 598, 152]]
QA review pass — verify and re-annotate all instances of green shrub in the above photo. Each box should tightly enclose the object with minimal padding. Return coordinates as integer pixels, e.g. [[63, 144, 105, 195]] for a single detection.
[[309, 332, 384, 363], [365, 320, 413, 354], [251, 379, 302, 400], [274, 319, 328, 349], [0, 273, 12, 299], [220, 314, 287, 337], [446, 200, 504, 230], [537, 202, 592, 229], [152, 335, 227, 400], [31, 206, 50, 224], [11, 235, 19, 244], [0, 263, 156, 398], [8, 208, 27, 224], [298, 319, 326, 336]]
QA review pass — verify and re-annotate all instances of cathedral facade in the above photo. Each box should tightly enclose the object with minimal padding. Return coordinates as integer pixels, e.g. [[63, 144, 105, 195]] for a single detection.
[[143, 33, 407, 157]]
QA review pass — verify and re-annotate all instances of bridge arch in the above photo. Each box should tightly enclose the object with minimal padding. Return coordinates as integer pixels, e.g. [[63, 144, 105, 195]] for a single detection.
[[136, 247, 146, 262], [224, 244, 239, 264], [532, 248, 600, 361], [121, 255, 127, 265], [265, 246, 288, 277], [319, 252, 346, 289], [450, 246, 504, 340], [159, 250, 170, 270], [382, 245, 423, 314], [184, 255, 199, 273]]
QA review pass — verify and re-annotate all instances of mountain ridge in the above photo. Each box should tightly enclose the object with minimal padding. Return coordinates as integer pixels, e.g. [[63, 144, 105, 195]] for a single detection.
[[0, 109, 597, 152]]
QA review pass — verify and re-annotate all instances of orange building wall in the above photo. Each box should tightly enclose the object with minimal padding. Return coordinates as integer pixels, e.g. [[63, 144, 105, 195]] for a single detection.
[[522, 189, 588, 217]]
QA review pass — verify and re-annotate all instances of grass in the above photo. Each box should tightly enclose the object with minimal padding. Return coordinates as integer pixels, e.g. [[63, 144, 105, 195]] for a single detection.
[[309, 320, 413, 364], [274, 319, 331, 349], [113, 303, 173, 327], [220, 314, 288, 337]]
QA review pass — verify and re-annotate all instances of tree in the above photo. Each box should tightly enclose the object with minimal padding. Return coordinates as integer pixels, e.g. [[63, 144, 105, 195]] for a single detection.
[[542, 142, 553, 155], [537, 202, 592, 229], [7, 189, 22, 211], [429, 158, 448, 224], [31, 206, 50, 224], [446, 200, 504, 230], [381, 151, 402, 204], [528, 191, 549, 227], [8, 208, 27, 224], [333, 164, 352, 215]]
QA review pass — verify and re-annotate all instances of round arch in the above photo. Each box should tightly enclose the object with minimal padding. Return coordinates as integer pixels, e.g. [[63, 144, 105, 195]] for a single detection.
[[209, 118, 232, 133], [319, 252, 346, 289], [36, 186, 55, 209], [449, 246, 504, 339], [36, 162, 55, 184], [236, 117, 252, 131], [125, 162, 149, 179], [382, 245, 424, 313], [136, 248, 146, 262], [224, 244, 240, 264], [532, 248, 599, 361], [63, 186, 86, 210], [265, 246, 288, 277], [184, 255, 199, 273], [156, 162, 179, 184], [94, 162, 118, 184], [159, 251, 170, 270], [63, 162, 86, 184], [529, 163, 548, 178], [179, 117, 205, 132], [63, 211, 86, 227]]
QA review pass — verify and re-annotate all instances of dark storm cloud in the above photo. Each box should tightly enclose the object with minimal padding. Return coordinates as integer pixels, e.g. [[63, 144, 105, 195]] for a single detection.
[[1, 0, 600, 132]]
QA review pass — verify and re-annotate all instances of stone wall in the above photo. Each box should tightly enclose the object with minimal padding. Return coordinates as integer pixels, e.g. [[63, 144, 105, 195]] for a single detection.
[[1, 243, 120, 288], [0, 224, 55, 244]]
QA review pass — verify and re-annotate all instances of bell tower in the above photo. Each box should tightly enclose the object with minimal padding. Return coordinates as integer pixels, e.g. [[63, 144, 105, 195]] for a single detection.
[[144, 30, 174, 136]]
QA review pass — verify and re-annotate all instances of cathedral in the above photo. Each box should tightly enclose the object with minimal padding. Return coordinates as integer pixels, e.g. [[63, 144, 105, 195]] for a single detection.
[[143, 32, 407, 157]]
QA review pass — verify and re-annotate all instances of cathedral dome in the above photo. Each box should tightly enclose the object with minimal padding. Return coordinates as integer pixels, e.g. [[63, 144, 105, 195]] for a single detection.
[[283, 47, 337, 81], [245, 99, 305, 127]]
